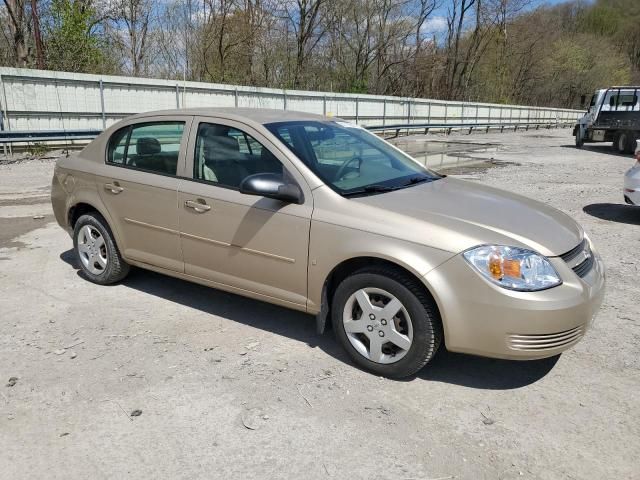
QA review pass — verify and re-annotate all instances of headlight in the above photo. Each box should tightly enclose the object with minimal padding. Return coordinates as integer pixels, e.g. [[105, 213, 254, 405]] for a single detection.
[[463, 245, 561, 291]]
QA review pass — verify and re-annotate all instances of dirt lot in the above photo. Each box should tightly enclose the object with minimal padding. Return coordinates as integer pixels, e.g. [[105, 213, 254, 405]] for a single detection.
[[1, 130, 638, 479]]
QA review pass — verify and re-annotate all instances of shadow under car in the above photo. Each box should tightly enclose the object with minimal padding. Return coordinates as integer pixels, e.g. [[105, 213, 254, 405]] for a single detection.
[[583, 203, 640, 225], [60, 249, 560, 389]]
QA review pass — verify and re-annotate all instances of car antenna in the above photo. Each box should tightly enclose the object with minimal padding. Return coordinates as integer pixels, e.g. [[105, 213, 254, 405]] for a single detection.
[[54, 78, 71, 157]]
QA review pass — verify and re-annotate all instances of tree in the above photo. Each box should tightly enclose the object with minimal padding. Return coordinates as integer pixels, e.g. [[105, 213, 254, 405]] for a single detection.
[[281, 0, 327, 88], [113, 0, 152, 76], [3, 0, 31, 66], [43, 0, 107, 72]]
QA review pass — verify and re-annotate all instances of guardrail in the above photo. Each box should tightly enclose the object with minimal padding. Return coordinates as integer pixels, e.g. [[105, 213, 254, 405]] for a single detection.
[[369, 120, 574, 137], [0, 120, 575, 150], [0, 128, 102, 144]]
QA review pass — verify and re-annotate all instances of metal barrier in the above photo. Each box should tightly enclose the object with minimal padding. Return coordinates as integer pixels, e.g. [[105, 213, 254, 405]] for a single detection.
[[369, 120, 575, 137], [0, 128, 102, 143], [0, 67, 581, 133], [0, 120, 574, 147]]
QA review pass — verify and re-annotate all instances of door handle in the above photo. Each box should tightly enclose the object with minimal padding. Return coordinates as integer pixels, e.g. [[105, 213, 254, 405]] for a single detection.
[[104, 183, 124, 194], [185, 200, 211, 213]]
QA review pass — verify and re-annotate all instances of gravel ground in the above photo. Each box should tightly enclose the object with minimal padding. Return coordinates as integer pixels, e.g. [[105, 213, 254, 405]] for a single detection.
[[0, 130, 638, 480]]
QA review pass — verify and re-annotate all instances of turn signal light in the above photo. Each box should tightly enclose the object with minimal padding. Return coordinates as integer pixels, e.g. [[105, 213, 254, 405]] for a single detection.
[[488, 255, 522, 280]]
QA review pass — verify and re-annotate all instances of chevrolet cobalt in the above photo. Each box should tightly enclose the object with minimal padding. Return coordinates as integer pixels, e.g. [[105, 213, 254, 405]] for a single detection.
[[51, 109, 605, 378]]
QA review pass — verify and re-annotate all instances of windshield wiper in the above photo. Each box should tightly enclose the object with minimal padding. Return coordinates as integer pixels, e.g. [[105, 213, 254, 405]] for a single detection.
[[342, 184, 395, 197], [403, 175, 432, 186]]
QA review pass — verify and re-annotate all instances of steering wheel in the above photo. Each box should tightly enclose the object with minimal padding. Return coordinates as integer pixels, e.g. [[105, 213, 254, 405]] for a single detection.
[[335, 156, 362, 181]]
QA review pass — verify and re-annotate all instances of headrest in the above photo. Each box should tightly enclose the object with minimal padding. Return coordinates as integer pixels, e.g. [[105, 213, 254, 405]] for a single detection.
[[200, 125, 230, 137], [202, 135, 239, 152], [137, 137, 161, 156]]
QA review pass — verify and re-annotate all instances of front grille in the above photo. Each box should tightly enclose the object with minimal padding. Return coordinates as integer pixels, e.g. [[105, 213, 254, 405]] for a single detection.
[[560, 239, 586, 263], [559, 239, 594, 278], [508, 326, 584, 351], [573, 254, 595, 277]]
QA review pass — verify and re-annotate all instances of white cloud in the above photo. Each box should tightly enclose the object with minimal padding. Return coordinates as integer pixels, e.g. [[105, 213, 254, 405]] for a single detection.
[[423, 15, 448, 34]]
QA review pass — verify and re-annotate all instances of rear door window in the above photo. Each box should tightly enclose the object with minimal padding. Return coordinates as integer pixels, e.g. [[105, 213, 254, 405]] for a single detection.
[[107, 121, 185, 175]]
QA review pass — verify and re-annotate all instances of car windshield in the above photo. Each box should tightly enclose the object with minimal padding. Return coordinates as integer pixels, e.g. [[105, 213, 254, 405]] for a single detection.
[[265, 120, 441, 196]]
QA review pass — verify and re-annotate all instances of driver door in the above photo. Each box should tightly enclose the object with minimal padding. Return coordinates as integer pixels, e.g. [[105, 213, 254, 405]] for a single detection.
[[177, 117, 313, 309]]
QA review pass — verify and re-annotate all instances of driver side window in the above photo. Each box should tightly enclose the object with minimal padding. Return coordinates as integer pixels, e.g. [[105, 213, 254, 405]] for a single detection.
[[193, 122, 283, 189]]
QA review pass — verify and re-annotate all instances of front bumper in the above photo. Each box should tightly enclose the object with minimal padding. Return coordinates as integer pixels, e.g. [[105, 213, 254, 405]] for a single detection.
[[624, 167, 640, 205], [423, 248, 605, 360]]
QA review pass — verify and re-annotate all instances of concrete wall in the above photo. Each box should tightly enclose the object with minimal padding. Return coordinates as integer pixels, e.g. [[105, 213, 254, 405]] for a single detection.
[[0, 67, 582, 132]]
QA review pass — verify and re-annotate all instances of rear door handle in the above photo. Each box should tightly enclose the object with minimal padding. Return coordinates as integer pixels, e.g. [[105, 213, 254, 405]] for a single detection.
[[185, 200, 211, 213], [104, 183, 123, 194]]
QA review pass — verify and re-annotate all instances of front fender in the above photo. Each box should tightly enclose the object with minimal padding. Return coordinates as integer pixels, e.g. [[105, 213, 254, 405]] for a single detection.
[[307, 219, 455, 315]]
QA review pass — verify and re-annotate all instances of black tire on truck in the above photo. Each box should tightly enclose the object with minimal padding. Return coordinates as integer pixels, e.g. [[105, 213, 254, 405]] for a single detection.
[[575, 127, 584, 148], [615, 131, 635, 154]]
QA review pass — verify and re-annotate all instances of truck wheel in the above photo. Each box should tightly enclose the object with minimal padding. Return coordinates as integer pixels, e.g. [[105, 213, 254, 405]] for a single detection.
[[615, 131, 632, 154]]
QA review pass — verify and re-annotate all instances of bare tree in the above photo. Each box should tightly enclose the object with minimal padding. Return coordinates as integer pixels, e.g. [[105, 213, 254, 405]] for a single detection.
[[3, 0, 31, 66], [280, 0, 326, 88], [114, 0, 152, 76]]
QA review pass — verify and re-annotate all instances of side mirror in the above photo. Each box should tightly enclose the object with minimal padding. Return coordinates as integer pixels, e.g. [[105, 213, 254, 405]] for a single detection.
[[239, 173, 304, 204]]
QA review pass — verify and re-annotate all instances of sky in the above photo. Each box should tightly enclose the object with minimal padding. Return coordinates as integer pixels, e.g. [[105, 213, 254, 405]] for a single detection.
[[424, 0, 583, 36]]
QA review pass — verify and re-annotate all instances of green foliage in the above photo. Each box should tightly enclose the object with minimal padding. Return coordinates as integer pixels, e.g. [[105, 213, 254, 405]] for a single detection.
[[544, 34, 630, 105], [26, 142, 49, 157], [43, 0, 110, 73], [577, 5, 621, 37]]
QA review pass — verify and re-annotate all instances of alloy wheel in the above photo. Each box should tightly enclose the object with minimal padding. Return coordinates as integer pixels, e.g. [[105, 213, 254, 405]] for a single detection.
[[77, 225, 108, 275], [342, 287, 413, 364]]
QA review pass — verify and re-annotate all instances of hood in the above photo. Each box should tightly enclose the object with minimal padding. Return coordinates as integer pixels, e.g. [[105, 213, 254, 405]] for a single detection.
[[350, 177, 583, 257]]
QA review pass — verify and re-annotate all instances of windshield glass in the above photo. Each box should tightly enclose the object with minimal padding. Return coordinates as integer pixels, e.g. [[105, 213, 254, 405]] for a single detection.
[[265, 120, 441, 196]]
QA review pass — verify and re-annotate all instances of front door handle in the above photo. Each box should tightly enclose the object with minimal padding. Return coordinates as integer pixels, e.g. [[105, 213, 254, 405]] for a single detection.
[[104, 183, 124, 194], [185, 200, 211, 213]]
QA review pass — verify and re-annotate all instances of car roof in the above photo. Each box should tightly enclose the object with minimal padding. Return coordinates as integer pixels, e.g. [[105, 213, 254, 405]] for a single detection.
[[127, 108, 332, 125]]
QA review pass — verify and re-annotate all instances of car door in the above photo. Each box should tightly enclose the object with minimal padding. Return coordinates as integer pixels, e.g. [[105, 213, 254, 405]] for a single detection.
[[177, 117, 313, 309], [95, 116, 192, 272]]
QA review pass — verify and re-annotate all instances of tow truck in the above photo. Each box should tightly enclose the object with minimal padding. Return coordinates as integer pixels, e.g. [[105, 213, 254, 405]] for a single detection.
[[574, 87, 640, 154]]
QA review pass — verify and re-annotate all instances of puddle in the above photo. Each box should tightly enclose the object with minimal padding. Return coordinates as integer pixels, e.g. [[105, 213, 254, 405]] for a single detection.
[[409, 146, 503, 170], [0, 214, 54, 249], [440, 160, 520, 175]]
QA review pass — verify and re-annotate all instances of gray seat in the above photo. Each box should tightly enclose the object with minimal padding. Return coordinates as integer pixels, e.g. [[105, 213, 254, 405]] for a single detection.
[[201, 134, 247, 187], [133, 137, 161, 170]]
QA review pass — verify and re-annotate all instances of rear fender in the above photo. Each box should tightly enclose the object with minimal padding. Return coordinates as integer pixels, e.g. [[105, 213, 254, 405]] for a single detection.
[[63, 170, 125, 252]]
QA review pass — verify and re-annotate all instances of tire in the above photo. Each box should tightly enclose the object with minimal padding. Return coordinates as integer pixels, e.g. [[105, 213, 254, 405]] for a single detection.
[[331, 266, 442, 378], [73, 212, 130, 285], [575, 128, 584, 148], [615, 131, 631, 154]]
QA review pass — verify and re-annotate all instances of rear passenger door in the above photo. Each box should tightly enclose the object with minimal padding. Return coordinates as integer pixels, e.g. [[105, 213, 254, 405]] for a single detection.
[[177, 117, 313, 309], [95, 117, 192, 272]]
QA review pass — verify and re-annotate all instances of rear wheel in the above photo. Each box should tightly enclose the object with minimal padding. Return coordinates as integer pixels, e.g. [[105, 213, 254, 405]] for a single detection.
[[615, 131, 633, 154], [73, 213, 129, 284], [331, 267, 442, 378]]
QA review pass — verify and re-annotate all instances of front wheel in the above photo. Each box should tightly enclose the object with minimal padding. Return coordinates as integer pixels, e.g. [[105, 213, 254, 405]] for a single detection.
[[331, 267, 442, 378], [73, 212, 130, 285]]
